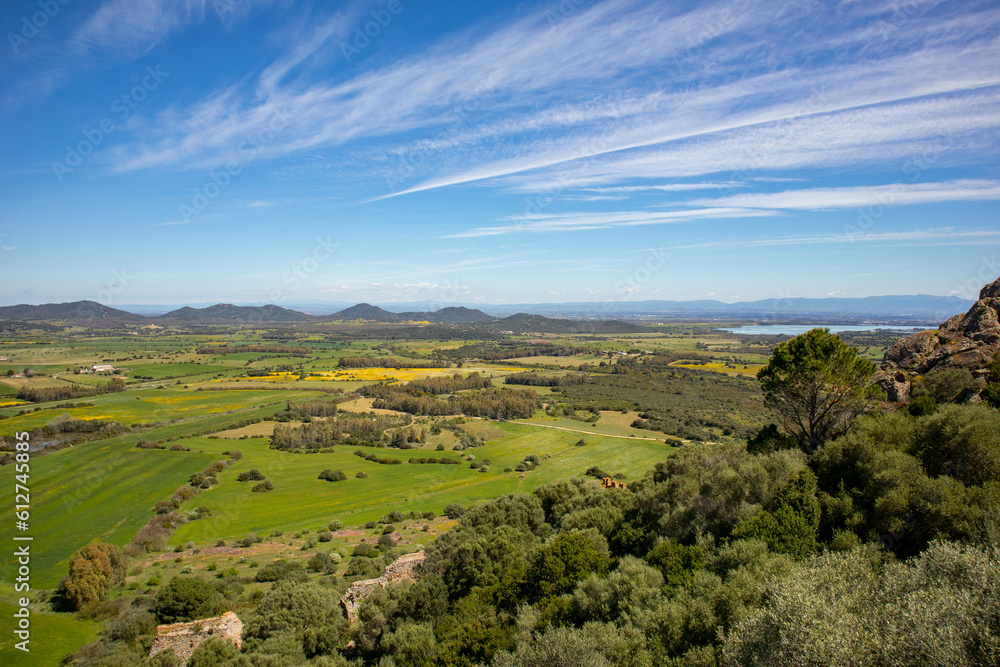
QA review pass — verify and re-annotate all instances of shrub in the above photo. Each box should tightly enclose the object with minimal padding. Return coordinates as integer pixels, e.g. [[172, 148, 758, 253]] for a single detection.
[[254, 559, 308, 583], [443, 503, 466, 519], [188, 637, 239, 667], [345, 557, 381, 579], [328, 519, 343, 531], [908, 394, 938, 416], [723, 543, 1000, 666], [237, 469, 265, 482], [307, 551, 338, 574], [378, 533, 397, 550], [352, 543, 375, 557], [913, 367, 976, 404], [251, 480, 274, 493], [318, 469, 347, 482], [236, 533, 256, 548], [189, 506, 212, 520], [60, 542, 128, 610], [154, 576, 220, 623], [318, 531, 333, 542], [388, 510, 405, 523], [356, 471, 368, 478], [106, 610, 156, 643], [154, 500, 178, 515]]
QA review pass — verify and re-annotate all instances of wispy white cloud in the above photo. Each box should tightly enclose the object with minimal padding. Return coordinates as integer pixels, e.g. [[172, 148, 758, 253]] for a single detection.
[[113, 0, 995, 178], [579, 182, 749, 193], [56, 0, 1000, 246], [682, 179, 1000, 210], [496, 89, 1000, 194], [444, 179, 1000, 239], [672, 227, 1000, 251], [74, 0, 207, 57], [444, 207, 780, 238]]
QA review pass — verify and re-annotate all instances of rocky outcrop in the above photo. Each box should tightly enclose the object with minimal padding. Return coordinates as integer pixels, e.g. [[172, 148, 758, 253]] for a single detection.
[[148, 611, 242, 663], [877, 276, 1000, 401], [340, 551, 426, 624]]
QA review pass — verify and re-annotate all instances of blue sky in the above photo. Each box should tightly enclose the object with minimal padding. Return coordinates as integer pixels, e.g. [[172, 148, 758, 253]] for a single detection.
[[1, 0, 999, 308]]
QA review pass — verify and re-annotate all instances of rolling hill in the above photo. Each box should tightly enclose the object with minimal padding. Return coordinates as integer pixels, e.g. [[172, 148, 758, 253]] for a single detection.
[[0, 300, 144, 322], [396, 306, 494, 324], [158, 304, 316, 323], [329, 303, 402, 321]]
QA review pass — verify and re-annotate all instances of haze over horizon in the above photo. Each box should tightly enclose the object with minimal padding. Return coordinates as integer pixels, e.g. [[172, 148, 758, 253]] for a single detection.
[[2, 0, 999, 307]]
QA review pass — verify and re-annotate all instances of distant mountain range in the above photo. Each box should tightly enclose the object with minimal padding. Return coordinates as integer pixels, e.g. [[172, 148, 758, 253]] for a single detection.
[[330, 304, 494, 324], [0, 301, 497, 326], [0, 293, 975, 328], [481, 295, 975, 320]]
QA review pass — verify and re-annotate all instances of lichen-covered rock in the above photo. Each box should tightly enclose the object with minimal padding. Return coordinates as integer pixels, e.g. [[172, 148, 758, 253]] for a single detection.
[[980, 275, 1000, 300], [880, 276, 1000, 402], [884, 331, 939, 370], [874, 370, 911, 403]]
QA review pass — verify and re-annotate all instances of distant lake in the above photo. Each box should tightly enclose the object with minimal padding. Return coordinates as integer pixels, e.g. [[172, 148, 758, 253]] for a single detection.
[[718, 324, 928, 336]]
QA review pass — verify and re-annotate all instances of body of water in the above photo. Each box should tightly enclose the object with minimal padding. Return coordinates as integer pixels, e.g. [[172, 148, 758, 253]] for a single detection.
[[718, 324, 929, 336]]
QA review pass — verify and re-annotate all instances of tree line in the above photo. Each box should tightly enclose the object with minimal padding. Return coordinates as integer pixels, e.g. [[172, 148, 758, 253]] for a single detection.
[[196, 344, 311, 356], [360, 372, 493, 398], [17, 377, 126, 403], [338, 357, 449, 369], [271, 413, 410, 449], [504, 371, 589, 387], [442, 343, 591, 361], [369, 386, 540, 419]]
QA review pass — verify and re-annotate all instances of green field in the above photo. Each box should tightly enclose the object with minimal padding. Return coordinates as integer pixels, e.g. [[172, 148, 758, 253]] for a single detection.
[[0, 394, 322, 588], [0, 599, 100, 666], [0, 387, 322, 433], [0, 442, 219, 588], [170, 423, 675, 543]]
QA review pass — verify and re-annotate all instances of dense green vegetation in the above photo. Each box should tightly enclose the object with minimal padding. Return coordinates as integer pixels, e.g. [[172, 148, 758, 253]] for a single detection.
[[552, 370, 762, 442], [0, 321, 996, 666]]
